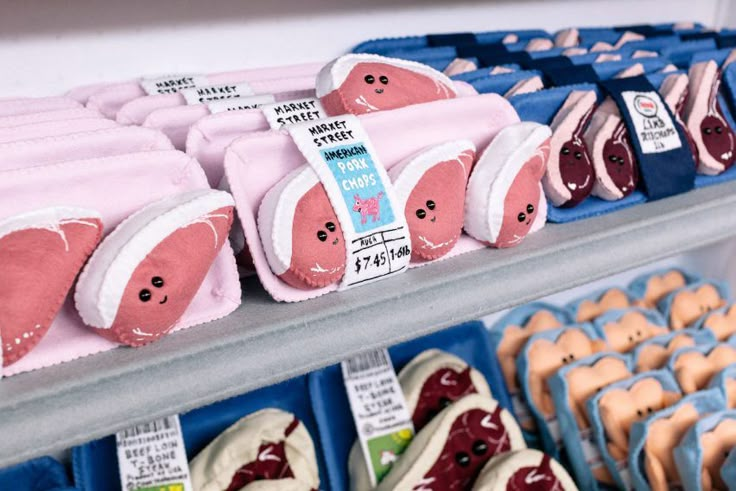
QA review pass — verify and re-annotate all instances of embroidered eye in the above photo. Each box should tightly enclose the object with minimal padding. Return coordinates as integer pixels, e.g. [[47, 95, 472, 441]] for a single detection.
[[455, 451, 471, 467], [325, 221, 336, 232], [637, 409, 643, 417], [517, 212, 526, 222], [705, 127, 712, 135], [574, 151, 582, 159], [561, 147, 571, 155], [416, 209, 427, 219], [647, 407, 653, 414], [472, 440, 488, 456], [716, 126, 723, 134], [364, 74, 375, 84], [527, 204, 534, 214], [426, 200, 436, 210], [561, 356, 568, 364], [569, 353, 575, 361], [317, 230, 328, 242], [618, 157, 625, 164], [139, 289, 152, 302], [636, 330, 642, 337], [439, 396, 452, 409], [151, 276, 164, 288], [379, 75, 389, 84], [628, 335, 634, 342], [608, 154, 618, 162]]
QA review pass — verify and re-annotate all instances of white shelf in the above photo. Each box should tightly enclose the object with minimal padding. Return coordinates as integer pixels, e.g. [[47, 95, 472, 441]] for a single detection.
[[2, 180, 736, 467]]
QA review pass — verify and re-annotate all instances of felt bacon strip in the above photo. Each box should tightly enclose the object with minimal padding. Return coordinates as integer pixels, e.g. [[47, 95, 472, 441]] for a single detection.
[[317, 54, 457, 116], [0, 208, 102, 366], [464, 122, 551, 248], [75, 190, 234, 347], [388, 141, 475, 261], [684, 60, 736, 175]]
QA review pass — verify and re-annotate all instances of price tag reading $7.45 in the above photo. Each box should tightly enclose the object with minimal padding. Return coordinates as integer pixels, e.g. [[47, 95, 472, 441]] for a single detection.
[[288, 116, 412, 289], [342, 349, 415, 487]]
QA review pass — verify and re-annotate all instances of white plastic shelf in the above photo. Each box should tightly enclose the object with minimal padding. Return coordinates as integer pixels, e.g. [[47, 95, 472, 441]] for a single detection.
[[3, 179, 736, 467]]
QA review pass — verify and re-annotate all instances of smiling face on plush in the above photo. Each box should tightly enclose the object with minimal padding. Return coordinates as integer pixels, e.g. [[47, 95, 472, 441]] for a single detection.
[[418, 407, 516, 490], [673, 345, 736, 394], [703, 305, 736, 341], [635, 270, 687, 309], [497, 310, 563, 391], [107, 207, 234, 346], [319, 59, 456, 115], [669, 284, 726, 329], [602, 122, 638, 197], [635, 334, 697, 372], [491, 141, 549, 248], [576, 288, 630, 323], [699, 419, 736, 490], [526, 329, 601, 418], [558, 115, 596, 206], [397, 147, 474, 261], [599, 379, 682, 462], [566, 356, 633, 429], [644, 403, 699, 491], [603, 311, 668, 353]]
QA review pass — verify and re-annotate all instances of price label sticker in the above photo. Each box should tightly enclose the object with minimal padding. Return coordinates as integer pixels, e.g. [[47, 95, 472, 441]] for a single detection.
[[621, 90, 682, 154], [116, 415, 192, 491], [180, 82, 255, 105], [288, 116, 412, 289], [342, 349, 415, 487], [207, 94, 276, 114], [140, 74, 207, 95], [261, 97, 327, 129]]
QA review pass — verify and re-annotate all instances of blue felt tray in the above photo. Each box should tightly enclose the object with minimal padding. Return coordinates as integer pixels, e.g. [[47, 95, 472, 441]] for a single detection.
[[0, 456, 75, 491]]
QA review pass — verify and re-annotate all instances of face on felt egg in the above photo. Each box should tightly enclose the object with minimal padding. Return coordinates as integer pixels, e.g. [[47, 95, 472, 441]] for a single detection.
[[332, 62, 455, 115], [109, 207, 233, 346], [404, 155, 472, 261]]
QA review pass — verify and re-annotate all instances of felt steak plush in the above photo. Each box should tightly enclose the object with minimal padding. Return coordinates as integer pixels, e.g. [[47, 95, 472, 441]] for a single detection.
[[672, 345, 736, 394], [317, 54, 457, 116], [599, 378, 682, 464], [349, 349, 492, 491], [543, 90, 597, 208], [189, 409, 320, 491], [584, 97, 638, 201], [375, 394, 525, 491], [669, 283, 726, 330], [599, 311, 668, 353], [0, 207, 102, 366], [703, 304, 736, 341], [388, 140, 476, 261], [659, 73, 700, 165], [464, 122, 551, 248], [75, 190, 234, 347], [575, 288, 631, 323], [471, 449, 578, 491], [685, 61, 736, 175], [258, 166, 346, 289]]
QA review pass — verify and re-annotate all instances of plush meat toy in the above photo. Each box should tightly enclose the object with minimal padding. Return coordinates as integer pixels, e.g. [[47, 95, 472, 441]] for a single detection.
[[630, 269, 690, 309], [674, 411, 736, 491], [375, 394, 525, 491], [189, 408, 320, 491], [0, 207, 102, 366], [349, 349, 492, 491], [571, 288, 631, 323], [685, 61, 736, 175], [75, 190, 234, 346], [388, 140, 475, 261], [597, 310, 668, 353], [633, 330, 715, 372], [258, 166, 346, 289], [543, 90, 597, 207], [317, 54, 457, 116], [464, 122, 551, 248], [660, 73, 700, 165], [665, 283, 727, 330], [703, 305, 736, 341], [670, 344, 736, 394], [471, 449, 578, 491]]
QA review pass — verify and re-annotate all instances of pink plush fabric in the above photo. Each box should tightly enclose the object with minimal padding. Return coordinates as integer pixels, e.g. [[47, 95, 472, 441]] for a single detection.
[[0, 118, 117, 144], [0, 108, 104, 128], [0, 97, 81, 117]]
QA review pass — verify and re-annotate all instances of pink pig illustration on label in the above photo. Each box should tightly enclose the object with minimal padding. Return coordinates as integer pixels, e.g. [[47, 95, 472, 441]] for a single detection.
[[317, 54, 457, 116], [352, 191, 384, 225]]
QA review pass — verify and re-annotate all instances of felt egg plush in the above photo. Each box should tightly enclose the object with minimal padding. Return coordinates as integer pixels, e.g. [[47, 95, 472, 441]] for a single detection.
[[375, 394, 525, 491], [189, 409, 320, 491], [464, 122, 551, 248], [697, 418, 736, 490], [316, 54, 457, 116], [471, 449, 578, 491], [543, 90, 597, 208], [685, 60, 736, 175], [673, 345, 736, 394], [388, 140, 475, 261], [258, 166, 346, 290], [74, 190, 234, 347], [0, 207, 102, 366]]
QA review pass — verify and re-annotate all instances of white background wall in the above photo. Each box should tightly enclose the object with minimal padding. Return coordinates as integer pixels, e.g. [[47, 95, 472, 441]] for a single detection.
[[0, 0, 733, 96]]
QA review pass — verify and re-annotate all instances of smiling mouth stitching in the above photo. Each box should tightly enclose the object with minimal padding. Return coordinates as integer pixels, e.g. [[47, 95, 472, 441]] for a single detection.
[[159, 295, 168, 305], [375, 88, 384, 94]]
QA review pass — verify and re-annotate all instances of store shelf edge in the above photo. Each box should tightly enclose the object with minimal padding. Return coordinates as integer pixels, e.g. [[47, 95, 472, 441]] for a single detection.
[[1, 181, 735, 468]]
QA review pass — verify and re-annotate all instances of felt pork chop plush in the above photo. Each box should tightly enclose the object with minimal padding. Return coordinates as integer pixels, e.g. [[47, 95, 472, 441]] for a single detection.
[[317, 54, 457, 115], [471, 449, 578, 491], [375, 394, 525, 491], [388, 140, 476, 261], [189, 408, 320, 491], [258, 166, 346, 290], [75, 190, 234, 347], [464, 122, 551, 248], [0, 207, 102, 366]]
